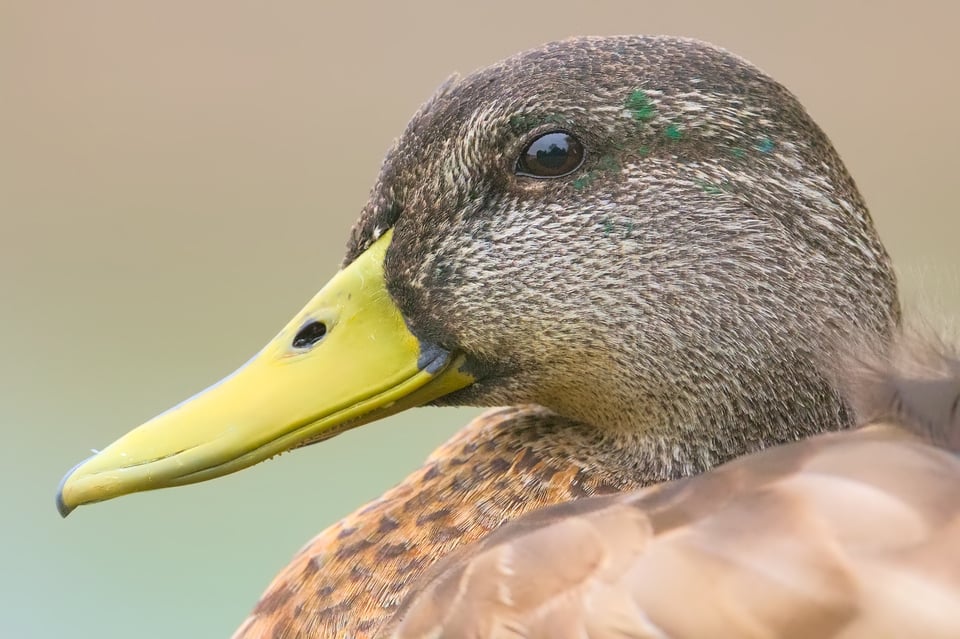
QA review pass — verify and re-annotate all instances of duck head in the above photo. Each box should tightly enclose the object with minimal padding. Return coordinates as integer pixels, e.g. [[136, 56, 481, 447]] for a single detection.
[[58, 36, 899, 515]]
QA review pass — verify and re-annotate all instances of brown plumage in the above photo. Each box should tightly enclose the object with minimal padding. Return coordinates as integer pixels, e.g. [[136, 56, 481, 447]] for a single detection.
[[383, 338, 960, 639], [234, 407, 646, 638]]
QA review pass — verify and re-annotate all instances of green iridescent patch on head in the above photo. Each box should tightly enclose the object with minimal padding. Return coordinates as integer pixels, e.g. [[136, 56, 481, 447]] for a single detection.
[[572, 172, 597, 190], [508, 114, 528, 133], [625, 90, 656, 121], [755, 137, 775, 153], [694, 179, 734, 196], [598, 154, 620, 172], [596, 217, 636, 239], [694, 179, 723, 195], [572, 154, 621, 191]]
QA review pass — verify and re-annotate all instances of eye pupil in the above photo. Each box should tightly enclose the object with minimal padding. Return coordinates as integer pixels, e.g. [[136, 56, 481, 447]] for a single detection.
[[516, 131, 585, 178], [292, 320, 327, 349], [536, 144, 568, 170]]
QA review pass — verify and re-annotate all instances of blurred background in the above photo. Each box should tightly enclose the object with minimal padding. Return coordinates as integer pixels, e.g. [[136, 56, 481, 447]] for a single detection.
[[3, 1, 958, 637]]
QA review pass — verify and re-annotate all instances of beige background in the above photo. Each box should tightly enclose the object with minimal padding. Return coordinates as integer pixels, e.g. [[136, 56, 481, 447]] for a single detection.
[[3, 1, 958, 637]]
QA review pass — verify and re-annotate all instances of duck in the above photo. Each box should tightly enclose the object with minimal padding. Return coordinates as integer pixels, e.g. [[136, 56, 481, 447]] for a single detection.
[[56, 35, 960, 638]]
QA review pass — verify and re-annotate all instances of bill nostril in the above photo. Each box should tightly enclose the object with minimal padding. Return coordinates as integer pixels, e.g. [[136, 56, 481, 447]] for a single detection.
[[292, 320, 327, 349]]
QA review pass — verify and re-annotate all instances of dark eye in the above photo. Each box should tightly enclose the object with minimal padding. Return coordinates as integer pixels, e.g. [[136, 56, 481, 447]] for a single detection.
[[516, 131, 585, 178], [292, 320, 327, 349]]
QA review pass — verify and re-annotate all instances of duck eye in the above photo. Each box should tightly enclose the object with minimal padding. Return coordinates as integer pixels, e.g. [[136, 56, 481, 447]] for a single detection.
[[292, 320, 327, 349], [516, 131, 585, 178]]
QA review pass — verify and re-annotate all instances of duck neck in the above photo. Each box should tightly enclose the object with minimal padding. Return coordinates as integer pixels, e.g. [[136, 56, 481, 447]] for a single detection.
[[535, 350, 854, 479]]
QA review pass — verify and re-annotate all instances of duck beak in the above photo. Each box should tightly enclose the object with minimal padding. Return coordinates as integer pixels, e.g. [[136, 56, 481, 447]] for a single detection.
[[57, 229, 474, 516]]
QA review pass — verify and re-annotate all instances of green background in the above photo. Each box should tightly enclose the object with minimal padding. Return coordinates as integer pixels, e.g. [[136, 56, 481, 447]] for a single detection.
[[3, 1, 958, 637]]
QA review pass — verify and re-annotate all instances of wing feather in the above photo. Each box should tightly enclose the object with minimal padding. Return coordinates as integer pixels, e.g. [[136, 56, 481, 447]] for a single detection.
[[384, 426, 960, 639]]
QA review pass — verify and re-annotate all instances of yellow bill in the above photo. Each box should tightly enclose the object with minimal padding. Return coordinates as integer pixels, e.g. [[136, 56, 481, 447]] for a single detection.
[[57, 229, 473, 516]]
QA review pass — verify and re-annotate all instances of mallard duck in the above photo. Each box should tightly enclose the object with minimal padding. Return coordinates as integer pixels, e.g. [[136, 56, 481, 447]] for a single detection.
[[57, 36, 960, 638]]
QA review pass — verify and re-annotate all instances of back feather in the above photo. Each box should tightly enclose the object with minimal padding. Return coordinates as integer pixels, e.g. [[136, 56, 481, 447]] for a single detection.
[[840, 331, 960, 451]]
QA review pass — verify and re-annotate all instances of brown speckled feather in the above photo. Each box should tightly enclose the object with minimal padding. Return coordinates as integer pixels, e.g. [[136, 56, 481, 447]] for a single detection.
[[233, 407, 647, 638], [383, 344, 960, 639]]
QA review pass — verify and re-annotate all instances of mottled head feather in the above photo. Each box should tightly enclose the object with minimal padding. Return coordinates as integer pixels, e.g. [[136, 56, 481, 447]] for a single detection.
[[340, 36, 899, 473]]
